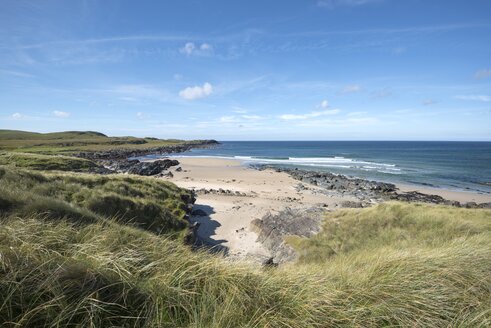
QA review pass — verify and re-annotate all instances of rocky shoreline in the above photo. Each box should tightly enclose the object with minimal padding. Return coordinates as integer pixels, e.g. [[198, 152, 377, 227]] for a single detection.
[[78, 140, 219, 176], [70, 140, 218, 245], [76, 140, 219, 160], [251, 165, 491, 264], [256, 165, 491, 208]]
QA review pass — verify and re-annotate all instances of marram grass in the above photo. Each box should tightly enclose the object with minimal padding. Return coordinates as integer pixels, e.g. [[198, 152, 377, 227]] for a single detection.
[[0, 163, 490, 327]]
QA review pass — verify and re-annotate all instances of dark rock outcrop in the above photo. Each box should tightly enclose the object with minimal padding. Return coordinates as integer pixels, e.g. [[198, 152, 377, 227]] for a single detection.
[[251, 207, 325, 263], [184, 221, 201, 245], [256, 166, 396, 201], [256, 165, 491, 208], [127, 159, 179, 176], [101, 159, 179, 176], [77, 140, 219, 160]]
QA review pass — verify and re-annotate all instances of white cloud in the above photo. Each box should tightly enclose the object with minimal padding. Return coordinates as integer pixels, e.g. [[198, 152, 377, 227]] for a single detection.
[[455, 95, 491, 102], [241, 115, 263, 120], [11, 112, 24, 120], [219, 116, 237, 123], [341, 84, 361, 94], [219, 114, 264, 123], [179, 42, 213, 56], [280, 109, 340, 120], [137, 112, 145, 119], [231, 106, 248, 114], [173, 73, 183, 81], [53, 110, 70, 118], [318, 100, 329, 109], [108, 84, 172, 102], [179, 42, 195, 55], [200, 43, 212, 51], [179, 82, 213, 100], [347, 111, 368, 116], [474, 69, 491, 80]]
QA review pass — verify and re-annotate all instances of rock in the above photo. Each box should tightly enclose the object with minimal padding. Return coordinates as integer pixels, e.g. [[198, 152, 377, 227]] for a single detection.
[[478, 202, 491, 209], [262, 257, 278, 268], [191, 209, 208, 216], [184, 221, 201, 245], [175, 166, 183, 172], [160, 171, 174, 178], [389, 191, 447, 204], [77, 140, 219, 160], [340, 200, 364, 208], [251, 207, 325, 263], [126, 159, 179, 176]]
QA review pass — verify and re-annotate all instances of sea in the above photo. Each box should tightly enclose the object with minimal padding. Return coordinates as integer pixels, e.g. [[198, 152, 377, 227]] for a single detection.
[[147, 141, 491, 194]]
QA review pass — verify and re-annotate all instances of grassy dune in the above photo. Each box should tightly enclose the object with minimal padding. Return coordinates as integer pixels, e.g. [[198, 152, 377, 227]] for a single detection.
[[0, 152, 101, 172], [0, 166, 193, 234], [0, 129, 194, 154], [1, 164, 489, 328]]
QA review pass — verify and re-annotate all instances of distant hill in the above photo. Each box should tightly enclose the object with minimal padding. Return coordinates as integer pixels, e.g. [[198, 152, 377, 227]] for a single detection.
[[0, 129, 204, 154], [0, 130, 107, 140]]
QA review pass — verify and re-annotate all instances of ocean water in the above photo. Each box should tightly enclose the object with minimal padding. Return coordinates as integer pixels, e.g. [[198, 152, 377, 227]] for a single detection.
[[151, 141, 491, 193]]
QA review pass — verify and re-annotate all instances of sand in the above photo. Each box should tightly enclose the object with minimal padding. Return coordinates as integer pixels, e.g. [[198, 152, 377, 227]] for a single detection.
[[167, 157, 359, 261], [157, 156, 491, 261], [397, 183, 491, 203]]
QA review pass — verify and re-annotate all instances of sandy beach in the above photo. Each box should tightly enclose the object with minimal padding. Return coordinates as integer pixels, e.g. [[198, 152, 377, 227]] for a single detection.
[[156, 156, 491, 261]]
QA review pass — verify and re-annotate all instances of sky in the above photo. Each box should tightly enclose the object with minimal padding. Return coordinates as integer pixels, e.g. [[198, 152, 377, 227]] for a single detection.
[[0, 0, 490, 141]]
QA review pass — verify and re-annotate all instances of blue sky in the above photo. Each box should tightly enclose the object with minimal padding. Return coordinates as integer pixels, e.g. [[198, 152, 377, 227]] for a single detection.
[[1, 0, 490, 140]]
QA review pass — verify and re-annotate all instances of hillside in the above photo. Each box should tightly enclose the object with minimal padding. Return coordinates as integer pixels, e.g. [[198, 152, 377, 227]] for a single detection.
[[0, 129, 216, 155]]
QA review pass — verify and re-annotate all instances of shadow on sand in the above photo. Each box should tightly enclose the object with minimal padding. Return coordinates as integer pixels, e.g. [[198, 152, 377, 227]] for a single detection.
[[190, 204, 229, 255]]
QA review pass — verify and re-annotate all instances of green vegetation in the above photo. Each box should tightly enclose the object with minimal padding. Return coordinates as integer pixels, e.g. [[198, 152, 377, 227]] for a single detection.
[[0, 129, 194, 154], [0, 152, 101, 172], [286, 203, 491, 326], [0, 166, 192, 234], [1, 169, 490, 328]]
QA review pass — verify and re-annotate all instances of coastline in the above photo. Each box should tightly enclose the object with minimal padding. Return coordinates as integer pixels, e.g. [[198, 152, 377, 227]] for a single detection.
[[168, 156, 491, 203], [155, 156, 490, 261]]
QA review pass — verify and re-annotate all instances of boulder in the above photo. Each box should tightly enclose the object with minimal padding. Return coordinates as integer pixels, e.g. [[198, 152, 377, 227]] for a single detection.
[[127, 159, 179, 176]]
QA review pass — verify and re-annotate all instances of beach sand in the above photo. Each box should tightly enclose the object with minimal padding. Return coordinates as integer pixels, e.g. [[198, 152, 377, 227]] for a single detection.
[[159, 157, 491, 261], [167, 157, 359, 261]]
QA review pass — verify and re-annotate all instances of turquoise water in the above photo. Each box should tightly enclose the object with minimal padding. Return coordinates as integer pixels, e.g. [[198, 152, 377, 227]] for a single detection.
[[149, 141, 491, 193]]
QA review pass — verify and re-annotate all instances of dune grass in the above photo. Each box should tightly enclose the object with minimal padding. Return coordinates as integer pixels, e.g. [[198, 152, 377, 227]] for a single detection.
[[0, 152, 101, 172], [287, 202, 491, 326], [1, 188, 489, 327], [0, 129, 196, 154], [0, 166, 193, 234], [287, 202, 491, 263]]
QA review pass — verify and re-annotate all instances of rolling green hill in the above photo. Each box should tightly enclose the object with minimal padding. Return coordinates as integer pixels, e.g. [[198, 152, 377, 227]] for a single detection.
[[0, 129, 196, 154]]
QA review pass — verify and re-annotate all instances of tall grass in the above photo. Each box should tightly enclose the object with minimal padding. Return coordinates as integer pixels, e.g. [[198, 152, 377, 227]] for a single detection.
[[0, 216, 321, 327], [1, 158, 489, 327], [1, 200, 489, 327], [0, 166, 193, 234], [0, 152, 100, 172]]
